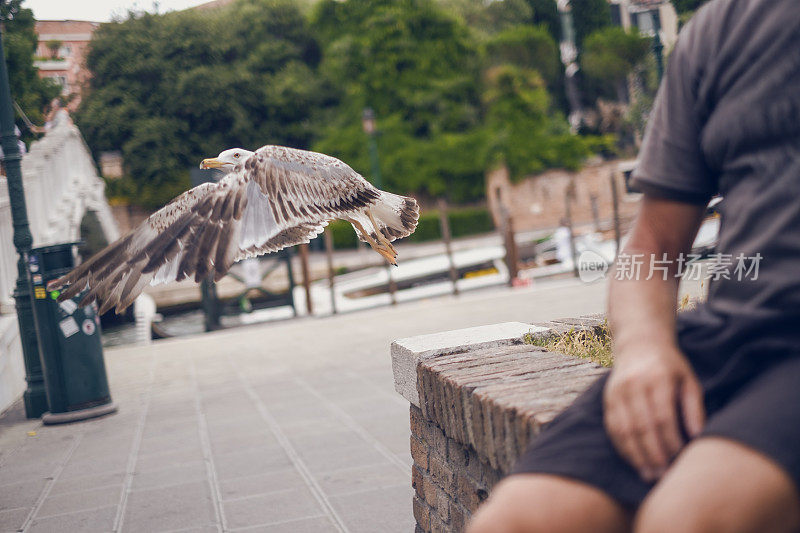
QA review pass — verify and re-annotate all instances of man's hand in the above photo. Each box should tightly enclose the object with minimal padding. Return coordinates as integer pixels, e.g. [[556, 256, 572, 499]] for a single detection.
[[603, 344, 705, 482], [606, 196, 707, 482]]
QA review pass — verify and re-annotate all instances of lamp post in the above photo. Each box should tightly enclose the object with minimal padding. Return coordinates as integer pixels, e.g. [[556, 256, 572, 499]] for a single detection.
[[361, 108, 382, 189], [557, 0, 583, 133], [0, 27, 47, 417]]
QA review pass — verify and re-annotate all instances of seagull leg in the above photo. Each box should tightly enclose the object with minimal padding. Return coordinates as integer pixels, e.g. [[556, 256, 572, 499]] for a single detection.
[[367, 210, 398, 255], [351, 219, 397, 266]]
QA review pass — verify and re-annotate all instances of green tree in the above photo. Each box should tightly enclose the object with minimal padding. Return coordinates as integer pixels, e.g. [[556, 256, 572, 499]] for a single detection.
[[571, 0, 612, 47], [435, 0, 532, 37], [0, 0, 60, 140], [581, 26, 650, 102], [484, 23, 567, 112], [672, 0, 711, 14], [310, 0, 486, 202], [525, 0, 560, 41], [482, 65, 610, 180], [484, 25, 560, 84], [76, 0, 331, 208]]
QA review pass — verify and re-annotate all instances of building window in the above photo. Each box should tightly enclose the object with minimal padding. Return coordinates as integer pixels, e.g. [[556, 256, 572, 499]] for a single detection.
[[48, 75, 69, 95], [634, 11, 655, 35], [610, 4, 622, 26]]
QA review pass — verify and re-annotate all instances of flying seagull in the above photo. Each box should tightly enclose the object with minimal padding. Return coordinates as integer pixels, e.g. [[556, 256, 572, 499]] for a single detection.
[[50, 145, 419, 314]]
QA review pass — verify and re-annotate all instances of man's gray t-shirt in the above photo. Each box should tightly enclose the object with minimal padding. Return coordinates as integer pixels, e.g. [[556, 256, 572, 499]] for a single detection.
[[631, 0, 800, 324]]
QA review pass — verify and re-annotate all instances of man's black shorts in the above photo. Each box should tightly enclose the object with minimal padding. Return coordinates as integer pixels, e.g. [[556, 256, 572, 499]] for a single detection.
[[513, 307, 800, 508]]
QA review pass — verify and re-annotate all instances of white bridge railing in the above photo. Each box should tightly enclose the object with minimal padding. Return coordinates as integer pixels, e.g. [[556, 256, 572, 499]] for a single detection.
[[0, 111, 119, 413]]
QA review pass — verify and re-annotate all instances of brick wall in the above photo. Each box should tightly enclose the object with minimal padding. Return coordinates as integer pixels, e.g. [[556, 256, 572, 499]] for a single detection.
[[399, 317, 608, 533], [486, 160, 641, 235], [411, 404, 500, 533]]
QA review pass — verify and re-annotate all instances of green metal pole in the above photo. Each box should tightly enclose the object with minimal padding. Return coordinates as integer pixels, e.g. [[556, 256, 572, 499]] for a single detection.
[[557, 0, 582, 132], [367, 134, 382, 189], [0, 27, 47, 417], [652, 9, 665, 82], [362, 108, 382, 189]]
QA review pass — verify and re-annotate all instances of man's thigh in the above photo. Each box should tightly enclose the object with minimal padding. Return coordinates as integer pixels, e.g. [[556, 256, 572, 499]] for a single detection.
[[467, 473, 631, 533], [636, 437, 800, 533]]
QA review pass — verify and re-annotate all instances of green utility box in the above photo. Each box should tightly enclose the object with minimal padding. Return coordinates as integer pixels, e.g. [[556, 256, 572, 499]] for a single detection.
[[28, 243, 117, 424]]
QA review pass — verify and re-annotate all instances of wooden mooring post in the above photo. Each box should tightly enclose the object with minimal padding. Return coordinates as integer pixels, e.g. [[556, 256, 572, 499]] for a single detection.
[[298, 243, 313, 315], [437, 199, 459, 295], [323, 230, 337, 314]]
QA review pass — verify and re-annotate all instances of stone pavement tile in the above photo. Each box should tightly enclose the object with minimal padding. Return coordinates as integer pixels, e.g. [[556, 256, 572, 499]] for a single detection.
[[134, 446, 205, 472], [141, 413, 197, 433], [329, 484, 415, 533], [59, 454, 129, 480], [146, 400, 196, 420], [362, 422, 411, 454], [298, 443, 388, 475], [222, 487, 322, 530], [395, 451, 412, 469], [27, 504, 117, 533], [317, 463, 409, 496], [269, 404, 331, 425], [250, 389, 319, 410], [131, 460, 208, 491], [36, 486, 120, 518], [209, 430, 279, 456], [218, 468, 306, 501], [138, 430, 202, 457], [0, 507, 29, 532], [161, 527, 218, 533], [288, 429, 369, 454], [0, 459, 60, 485], [272, 417, 341, 437], [213, 448, 292, 481], [0, 478, 46, 510], [69, 434, 134, 462], [236, 515, 338, 532], [49, 471, 125, 496], [204, 416, 269, 439], [202, 401, 260, 420], [342, 402, 409, 425], [141, 417, 199, 440], [122, 480, 216, 532]]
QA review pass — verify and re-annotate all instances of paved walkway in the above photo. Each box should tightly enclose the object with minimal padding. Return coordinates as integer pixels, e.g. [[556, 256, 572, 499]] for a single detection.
[[0, 279, 606, 532]]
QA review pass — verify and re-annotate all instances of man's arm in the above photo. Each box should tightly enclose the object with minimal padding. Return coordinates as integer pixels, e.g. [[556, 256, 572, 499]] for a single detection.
[[605, 196, 707, 481]]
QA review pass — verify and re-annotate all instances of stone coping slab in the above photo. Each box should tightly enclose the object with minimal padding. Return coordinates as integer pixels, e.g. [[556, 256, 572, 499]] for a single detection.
[[392, 314, 607, 472]]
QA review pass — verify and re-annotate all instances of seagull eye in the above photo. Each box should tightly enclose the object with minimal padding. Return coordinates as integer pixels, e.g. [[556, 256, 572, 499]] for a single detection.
[[233, 153, 240, 159]]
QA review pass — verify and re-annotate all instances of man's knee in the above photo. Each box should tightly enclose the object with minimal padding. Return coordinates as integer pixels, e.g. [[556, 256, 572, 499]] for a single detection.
[[635, 437, 800, 533], [466, 474, 630, 533]]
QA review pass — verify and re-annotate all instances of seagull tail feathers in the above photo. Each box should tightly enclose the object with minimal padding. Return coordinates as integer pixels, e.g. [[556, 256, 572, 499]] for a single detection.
[[372, 191, 420, 241]]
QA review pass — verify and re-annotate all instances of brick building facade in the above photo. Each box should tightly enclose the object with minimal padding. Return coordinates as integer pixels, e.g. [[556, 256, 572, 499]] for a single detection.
[[34, 20, 99, 111], [486, 159, 641, 235]]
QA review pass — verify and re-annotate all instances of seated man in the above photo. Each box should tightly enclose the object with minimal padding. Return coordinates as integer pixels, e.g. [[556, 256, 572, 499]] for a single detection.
[[468, 0, 800, 531]]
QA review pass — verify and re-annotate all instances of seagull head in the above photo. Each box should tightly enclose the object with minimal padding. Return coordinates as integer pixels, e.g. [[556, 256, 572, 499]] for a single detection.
[[200, 148, 255, 170]]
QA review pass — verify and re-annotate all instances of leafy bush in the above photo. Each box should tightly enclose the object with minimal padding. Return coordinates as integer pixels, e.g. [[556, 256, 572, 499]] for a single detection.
[[327, 206, 495, 249], [447, 207, 495, 238], [327, 219, 359, 249]]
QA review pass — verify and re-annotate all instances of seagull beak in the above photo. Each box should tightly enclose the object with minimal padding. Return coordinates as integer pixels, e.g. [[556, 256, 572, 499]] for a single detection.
[[200, 158, 223, 169]]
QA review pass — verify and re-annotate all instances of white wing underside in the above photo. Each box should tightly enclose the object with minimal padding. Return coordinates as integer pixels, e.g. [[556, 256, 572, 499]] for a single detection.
[[149, 179, 327, 286]]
